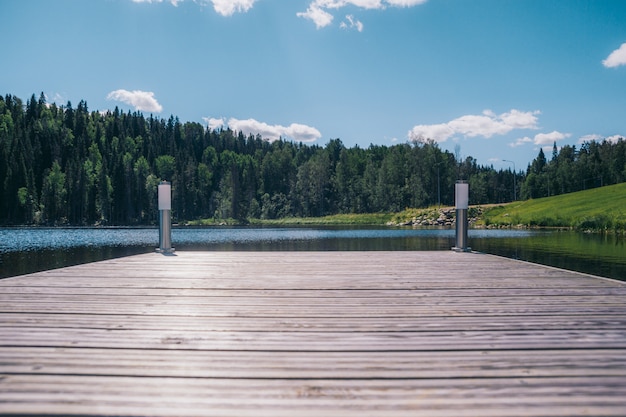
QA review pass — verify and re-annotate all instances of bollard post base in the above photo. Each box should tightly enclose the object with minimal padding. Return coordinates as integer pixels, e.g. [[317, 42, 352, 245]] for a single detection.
[[451, 246, 472, 253], [156, 247, 176, 255]]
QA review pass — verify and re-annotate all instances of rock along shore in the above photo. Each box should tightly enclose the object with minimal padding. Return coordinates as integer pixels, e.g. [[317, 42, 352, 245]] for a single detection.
[[387, 207, 483, 228]]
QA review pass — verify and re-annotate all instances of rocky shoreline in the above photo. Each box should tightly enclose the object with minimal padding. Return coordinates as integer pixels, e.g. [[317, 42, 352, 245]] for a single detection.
[[387, 207, 484, 227]]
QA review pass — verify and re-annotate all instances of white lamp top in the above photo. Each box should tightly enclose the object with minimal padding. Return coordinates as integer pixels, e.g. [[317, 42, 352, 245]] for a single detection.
[[455, 182, 469, 209], [158, 181, 171, 211]]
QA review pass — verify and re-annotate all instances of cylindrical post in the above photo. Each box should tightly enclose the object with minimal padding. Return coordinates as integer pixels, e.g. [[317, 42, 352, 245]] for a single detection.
[[157, 181, 174, 254], [453, 181, 471, 252]]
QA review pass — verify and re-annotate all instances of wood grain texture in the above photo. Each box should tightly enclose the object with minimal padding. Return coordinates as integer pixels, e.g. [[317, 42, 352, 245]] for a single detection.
[[1, 250, 625, 417]]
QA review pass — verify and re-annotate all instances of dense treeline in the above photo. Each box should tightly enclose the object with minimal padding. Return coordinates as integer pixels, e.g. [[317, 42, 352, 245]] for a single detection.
[[522, 141, 626, 199], [1, 93, 624, 225]]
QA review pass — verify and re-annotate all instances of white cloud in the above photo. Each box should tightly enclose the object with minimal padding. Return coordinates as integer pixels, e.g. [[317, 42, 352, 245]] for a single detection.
[[298, 0, 427, 29], [210, 0, 257, 16], [606, 134, 625, 143], [409, 109, 540, 143], [340, 15, 364, 31], [133, 0, 423, 25], [208, 117, 322, 142], [387, 0, 427, 5], [131, 0, 257, 15], [284, 122, 323, 142], [532, 130, 571, 145], [509, 136, 533, 148], [498, 109, 542, 130], [602, 43, 626, 68], [297, 5, 334, 28], [334, 0, 383, 9], [408, 123, 455, 143], [309, 0, 426, 9], [43, 92, 67, 105], [578, 134, 602, 144], [106, 89, 163, 113], [204, 117, 225, 131], [510, 131, 571, 147], [132, 0, 181, 5]]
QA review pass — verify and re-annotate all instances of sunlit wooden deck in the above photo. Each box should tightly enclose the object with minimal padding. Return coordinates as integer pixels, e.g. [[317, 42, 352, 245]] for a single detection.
[[1, 251, 626, 416]]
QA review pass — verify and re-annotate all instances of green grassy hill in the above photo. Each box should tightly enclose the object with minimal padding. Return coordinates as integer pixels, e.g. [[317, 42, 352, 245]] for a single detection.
[[481, 182, 626, 232]]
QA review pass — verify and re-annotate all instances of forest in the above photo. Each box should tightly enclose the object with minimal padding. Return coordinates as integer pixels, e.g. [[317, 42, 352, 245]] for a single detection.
[[1, 93, 625, 226]]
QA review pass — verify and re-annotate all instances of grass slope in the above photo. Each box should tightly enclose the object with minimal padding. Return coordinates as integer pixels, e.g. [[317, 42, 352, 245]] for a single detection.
[[481, 182, 626, 231]]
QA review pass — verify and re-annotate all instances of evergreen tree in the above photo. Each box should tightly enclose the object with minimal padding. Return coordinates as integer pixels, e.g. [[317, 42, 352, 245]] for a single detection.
[[41, 161, 67, 224]]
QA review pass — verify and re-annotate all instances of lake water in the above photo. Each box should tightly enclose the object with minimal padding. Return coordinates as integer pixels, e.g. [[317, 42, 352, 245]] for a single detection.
[[0, 227, 624, 281]]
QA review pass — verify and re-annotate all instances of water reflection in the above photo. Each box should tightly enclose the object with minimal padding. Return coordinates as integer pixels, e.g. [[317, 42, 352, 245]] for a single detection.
[[1, 246, 150, 278], [472, 231, 626, 281], [0, 227, 624, 281], [172, 227, 458, 251]]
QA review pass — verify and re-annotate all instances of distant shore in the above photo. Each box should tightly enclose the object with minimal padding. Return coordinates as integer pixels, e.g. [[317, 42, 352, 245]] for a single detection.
[[5, 183, 624, 234], [188, 182, 626, 234]]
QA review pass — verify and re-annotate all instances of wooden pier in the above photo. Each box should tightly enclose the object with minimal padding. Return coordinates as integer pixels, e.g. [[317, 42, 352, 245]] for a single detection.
[[1, 251, 626, 416]]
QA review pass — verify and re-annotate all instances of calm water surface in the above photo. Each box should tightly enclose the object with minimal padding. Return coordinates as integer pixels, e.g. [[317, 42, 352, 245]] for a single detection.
[[0, 227, 624, 281]]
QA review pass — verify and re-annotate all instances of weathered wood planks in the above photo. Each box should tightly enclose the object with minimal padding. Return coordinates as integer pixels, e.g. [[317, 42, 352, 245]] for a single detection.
[[1, 251, 625, 416]]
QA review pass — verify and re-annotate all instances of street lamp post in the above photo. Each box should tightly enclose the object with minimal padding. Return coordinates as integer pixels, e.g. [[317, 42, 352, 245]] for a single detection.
[[502, 159, 517, 201], [452, 180, 470, 252], [157, 180, 174, 254]]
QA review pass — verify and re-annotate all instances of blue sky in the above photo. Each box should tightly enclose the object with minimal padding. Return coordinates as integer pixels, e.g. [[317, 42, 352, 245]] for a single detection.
[[2, 0, 625, 171]]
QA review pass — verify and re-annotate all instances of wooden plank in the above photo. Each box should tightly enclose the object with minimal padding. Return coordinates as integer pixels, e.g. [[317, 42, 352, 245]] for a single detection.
[[1, 251, 625, 417], [4, 275, 613, 289], [3, 327, 626, 351], [4, 292, 626, 306], [2, 375, 626, 417], [2, 302, 625, 317], [2, 347, 626, 379], [3, 313, 626, 332], [3, 285, 626, 297]]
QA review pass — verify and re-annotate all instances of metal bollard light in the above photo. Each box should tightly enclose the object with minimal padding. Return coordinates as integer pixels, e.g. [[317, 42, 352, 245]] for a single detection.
[[452, 181, 471, 252], [157, 181, 175, 254]]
